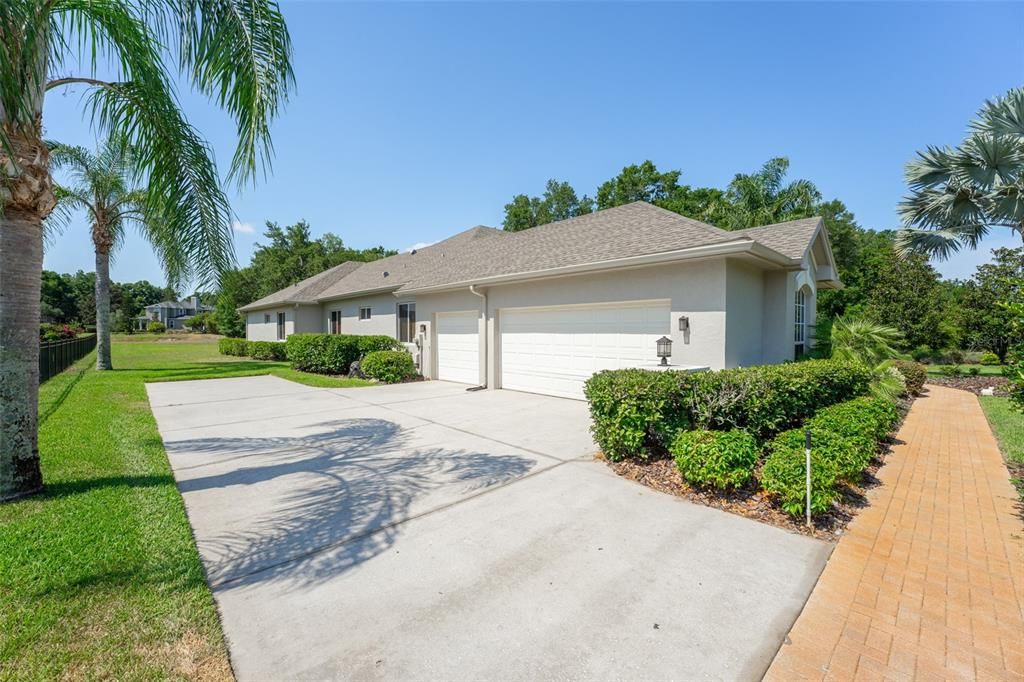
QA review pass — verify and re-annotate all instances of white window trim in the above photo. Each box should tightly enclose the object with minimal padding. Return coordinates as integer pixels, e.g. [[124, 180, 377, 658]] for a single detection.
[[359, 306, 372, 320], [794, 289, 806, 346]]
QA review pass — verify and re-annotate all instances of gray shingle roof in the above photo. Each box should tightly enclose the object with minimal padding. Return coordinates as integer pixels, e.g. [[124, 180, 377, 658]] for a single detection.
[[239, 260, 363, 311], [730, 217, 822, 260], [240, 202, 827, 310]]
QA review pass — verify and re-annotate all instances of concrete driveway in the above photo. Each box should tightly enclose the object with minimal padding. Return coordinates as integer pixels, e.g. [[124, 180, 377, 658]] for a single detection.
[[147, 376, 830, 681]]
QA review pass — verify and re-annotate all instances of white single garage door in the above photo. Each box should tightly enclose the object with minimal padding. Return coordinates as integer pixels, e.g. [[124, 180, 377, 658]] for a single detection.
[[500, 301, 670, 399], [436, 311, 481, 385]]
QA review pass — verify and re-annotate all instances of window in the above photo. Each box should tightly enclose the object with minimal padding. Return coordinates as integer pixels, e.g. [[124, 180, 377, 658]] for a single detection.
[[330, 310, 342, 334], [277, 312, 286, 341], [397, 302, 416, 343], [359, 307, 372, 320], [264, 313, 271, 324], [794, 289, 806, 358]]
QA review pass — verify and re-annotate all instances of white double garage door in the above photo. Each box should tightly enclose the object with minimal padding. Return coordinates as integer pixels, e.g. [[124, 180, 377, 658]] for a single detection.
[[436, 301, 670, 400]]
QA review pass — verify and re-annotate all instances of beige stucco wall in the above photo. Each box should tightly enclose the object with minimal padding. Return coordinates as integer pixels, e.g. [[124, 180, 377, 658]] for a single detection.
[[725, 259, 767, 368], [321, 292, 407, 338], [245, 305, 322, 341], [416, 259, 729, 385]]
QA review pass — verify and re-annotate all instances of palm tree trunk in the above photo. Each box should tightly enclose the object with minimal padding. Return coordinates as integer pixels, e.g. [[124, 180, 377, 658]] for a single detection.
[[0, 132, 54, 501], [94, 247, 112, 370]]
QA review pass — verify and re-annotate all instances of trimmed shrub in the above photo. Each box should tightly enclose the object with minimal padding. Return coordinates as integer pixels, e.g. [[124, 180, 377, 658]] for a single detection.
[[979, 351, 1001, 366], [772, 427, 873, 483], [938, 364, 963, 377], [967, 366, 981, 376], [218, 337, 248, 356], [362, 350, 417, 383], [148, 321, 166, 334], [687, 359, 872, 438], [893, 359, 927, 395], [671, 429, 757, 490], [807, 396, 899, 443], [247, 341, 287, 361], [584, 369, 691, 461], [760, 443, 840, 517], [285, 333, 399, 374], [584, 359, 871, 461]]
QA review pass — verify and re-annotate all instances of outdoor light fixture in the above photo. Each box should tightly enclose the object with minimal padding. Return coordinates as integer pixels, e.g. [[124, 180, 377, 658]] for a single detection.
[[656, 336, 672, 366]]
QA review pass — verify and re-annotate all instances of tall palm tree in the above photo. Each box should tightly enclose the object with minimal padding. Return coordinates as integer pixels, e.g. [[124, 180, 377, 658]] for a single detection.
[[722, 157, 822, 229], [48, 138, 189, 371], [899, 87, 1024, 259], [0, 0, 293, 501]]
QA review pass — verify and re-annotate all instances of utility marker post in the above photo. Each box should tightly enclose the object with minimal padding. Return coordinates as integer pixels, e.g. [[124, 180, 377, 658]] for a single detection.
[[804, 429, 812, 529]]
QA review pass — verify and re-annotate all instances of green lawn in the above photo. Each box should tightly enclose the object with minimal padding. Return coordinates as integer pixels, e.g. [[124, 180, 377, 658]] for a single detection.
[[926, 363, 1006, 376], [0, 340, 369, 680], [979, 396, 1024, 503]]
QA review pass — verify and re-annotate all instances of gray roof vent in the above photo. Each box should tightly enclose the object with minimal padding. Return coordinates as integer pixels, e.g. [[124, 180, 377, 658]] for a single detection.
[[383, 271, 389, 277], [410, 249, 417, 255]]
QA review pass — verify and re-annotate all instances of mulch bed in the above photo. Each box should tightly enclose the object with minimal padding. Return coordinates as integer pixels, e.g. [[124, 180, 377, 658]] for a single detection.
[[602, 397, 915, 542], [926, 375, 1009, 396]]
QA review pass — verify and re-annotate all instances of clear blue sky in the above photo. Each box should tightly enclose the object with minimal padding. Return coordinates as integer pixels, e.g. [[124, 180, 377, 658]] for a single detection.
[[41, 1, 1024, 289]]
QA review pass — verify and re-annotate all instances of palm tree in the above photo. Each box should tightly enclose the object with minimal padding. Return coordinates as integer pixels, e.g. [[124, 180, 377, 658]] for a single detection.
[[48, 138, 190, 371], [830, 317, 906, 401], [898, 87, 1024, 259], [722, 157, 822, 229], [0, 1, 293, 501]]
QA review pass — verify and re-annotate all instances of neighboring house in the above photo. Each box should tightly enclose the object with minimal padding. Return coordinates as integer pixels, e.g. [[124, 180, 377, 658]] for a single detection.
[[241, 201, 841, 399], [137, 296, 213, 330]]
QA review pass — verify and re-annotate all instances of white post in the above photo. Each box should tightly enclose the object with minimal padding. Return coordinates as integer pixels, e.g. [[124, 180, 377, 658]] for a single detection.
[[804, 429, 812, 529]]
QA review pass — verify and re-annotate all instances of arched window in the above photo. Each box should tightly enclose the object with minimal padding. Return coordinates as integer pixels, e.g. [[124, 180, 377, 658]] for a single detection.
[[794, 288, 807, 358]]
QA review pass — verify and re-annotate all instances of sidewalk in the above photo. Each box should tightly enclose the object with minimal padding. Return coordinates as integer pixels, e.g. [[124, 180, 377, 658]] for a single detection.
[[765, 385, 1024, 681]]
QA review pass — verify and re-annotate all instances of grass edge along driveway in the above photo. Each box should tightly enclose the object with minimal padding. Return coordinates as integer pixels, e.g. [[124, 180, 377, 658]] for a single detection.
[[0, 341, 368, 680]]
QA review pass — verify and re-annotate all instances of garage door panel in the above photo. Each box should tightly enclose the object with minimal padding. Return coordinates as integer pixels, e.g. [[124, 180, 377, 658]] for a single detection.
[[437, 312, 480, 385], [500, 302, 670, 400]]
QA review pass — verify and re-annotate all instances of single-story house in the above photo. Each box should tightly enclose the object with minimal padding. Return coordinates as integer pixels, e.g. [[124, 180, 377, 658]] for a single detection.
[[137, 296, 213, 330], [240, 201, 841, 399]]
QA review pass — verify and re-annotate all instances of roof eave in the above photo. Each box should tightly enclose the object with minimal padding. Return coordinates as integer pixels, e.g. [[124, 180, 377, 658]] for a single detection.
[[316, 284, 403, 303], [399, 239, 795, 295]]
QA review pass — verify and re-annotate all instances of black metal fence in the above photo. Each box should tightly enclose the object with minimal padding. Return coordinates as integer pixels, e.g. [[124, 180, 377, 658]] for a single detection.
[[39, 334, 97, 383]]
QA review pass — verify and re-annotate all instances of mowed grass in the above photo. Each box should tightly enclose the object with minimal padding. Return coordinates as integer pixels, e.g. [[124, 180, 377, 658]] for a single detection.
[[0, 340, 369, 680], [926, 363, 1005, 376], [979, 396, 1024, 502]]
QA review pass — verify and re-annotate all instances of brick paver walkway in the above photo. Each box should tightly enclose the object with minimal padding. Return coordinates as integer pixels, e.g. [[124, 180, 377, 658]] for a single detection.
[[765, 385, 1024, 681]]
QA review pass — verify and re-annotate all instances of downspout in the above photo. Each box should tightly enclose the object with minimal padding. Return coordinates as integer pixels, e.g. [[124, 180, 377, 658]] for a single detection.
[[469, 285, 487, 389]]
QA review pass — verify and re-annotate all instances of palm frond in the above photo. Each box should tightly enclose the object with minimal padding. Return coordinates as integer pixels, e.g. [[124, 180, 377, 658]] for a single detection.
[[169, 0, 294, 185], [972, 87, 1024, 137], [830, 317, 903, 366]]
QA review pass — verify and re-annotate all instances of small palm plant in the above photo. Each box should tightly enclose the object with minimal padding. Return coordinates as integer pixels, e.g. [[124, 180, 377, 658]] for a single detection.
[[830, 317, 906, 401]]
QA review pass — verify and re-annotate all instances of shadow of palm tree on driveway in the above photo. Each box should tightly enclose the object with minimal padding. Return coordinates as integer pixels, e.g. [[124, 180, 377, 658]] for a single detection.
[[165, 417, 537, 591]]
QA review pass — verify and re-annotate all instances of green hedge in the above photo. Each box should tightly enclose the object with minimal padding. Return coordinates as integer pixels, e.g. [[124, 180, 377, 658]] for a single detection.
[[893, 360, 927, 395], [771, 428, 873, 483], [687, 360, 872, 438], [585, 359, 871, 461], [218, 337, 248, 356], [362, 350, 417, 383], [807, 397, 899, 443], [285, 333, 399, 374], [671, 429, 757, 490], [979, 351, 1001, 366], [760, 444, 840, 517], [583, 369, 691, 461], [247, 341, 287, 361]]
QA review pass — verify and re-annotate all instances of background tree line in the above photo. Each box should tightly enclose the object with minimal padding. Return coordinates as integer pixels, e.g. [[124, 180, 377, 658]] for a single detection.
[[41, 270, 180, 332]]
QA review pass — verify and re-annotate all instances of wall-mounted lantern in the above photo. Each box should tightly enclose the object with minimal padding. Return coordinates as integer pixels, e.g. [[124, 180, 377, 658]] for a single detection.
[[656, 336, 673, 366]]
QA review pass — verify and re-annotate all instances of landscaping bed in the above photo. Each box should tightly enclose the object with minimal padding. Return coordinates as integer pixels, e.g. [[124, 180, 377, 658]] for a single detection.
[[927, 375, 1009, 396], [605, 433, 900, 541], [585, 359, 921, 538]]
